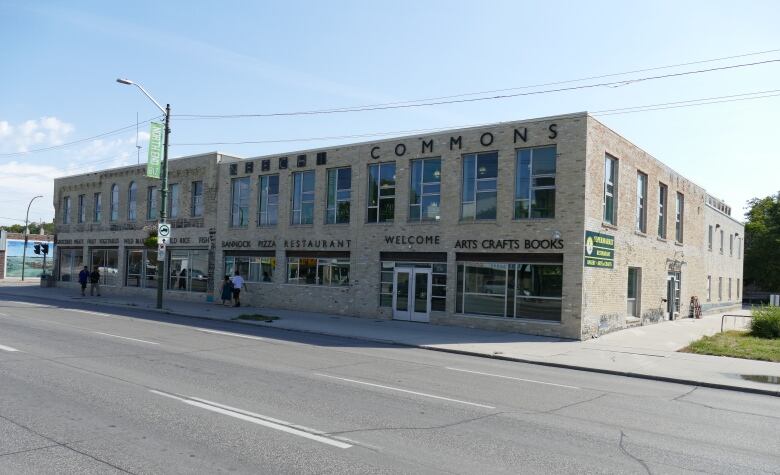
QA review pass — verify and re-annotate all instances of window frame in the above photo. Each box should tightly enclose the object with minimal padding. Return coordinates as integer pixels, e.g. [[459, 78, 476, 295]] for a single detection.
[[146, 186, 158, 220], [514, 145, 557, 220], [326, 167, 352, 224], [127, 181, 137, 221], [367, 162, 396, 223], [636, 172, 647, 233], [110, 184, 119, 222], [168, 183, 179, 218], [658, 182, 668, 238], [603, 154, 619, 225], [461, 151, 498, 221], [62, 196, 71, 224], [93, 192, 102, 223], [77, 194, 86, 224], [257, 174, 279, 226], [291, 170, 315, 225], [675, 192, 684, 243], [230, 176, 251, 227], [286, 256, 350, 286], [191, 181, 204, 217], [409, 158, 441, 222]]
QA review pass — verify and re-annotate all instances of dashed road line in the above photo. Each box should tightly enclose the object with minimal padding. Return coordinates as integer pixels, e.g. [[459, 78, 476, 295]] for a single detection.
[[445, 367, 580, 389], [92, 332, 160, 345]]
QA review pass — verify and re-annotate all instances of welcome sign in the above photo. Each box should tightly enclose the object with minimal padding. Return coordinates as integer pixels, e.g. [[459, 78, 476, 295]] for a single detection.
[[584, 231, 614, 268]]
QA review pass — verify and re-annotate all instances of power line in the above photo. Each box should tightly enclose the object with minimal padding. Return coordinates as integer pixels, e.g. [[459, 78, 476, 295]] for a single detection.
[[0, 115, 159, 158], [170, 88, 780, 147], [175, 58, 780, 119]]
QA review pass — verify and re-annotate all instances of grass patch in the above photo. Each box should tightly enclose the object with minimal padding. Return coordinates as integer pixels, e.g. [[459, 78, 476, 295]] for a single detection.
[[233, 313, 279, 322], [683, 330, 780, 362]]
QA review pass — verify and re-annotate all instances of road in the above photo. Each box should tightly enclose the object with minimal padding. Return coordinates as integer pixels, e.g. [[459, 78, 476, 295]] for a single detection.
[[0, 295, 778, 474]]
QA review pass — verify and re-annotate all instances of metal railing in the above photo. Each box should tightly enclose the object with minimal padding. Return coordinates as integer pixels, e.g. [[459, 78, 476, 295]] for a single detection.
[[721, 314, 752, 333]]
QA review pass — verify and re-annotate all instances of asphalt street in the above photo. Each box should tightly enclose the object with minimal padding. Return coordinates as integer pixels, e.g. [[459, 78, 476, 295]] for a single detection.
[[0, 295, 778, 474]]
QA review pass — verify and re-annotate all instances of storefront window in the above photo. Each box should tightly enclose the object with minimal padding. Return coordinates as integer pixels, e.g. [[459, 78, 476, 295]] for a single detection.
[[456, 262, 562, 321], [168, 249, 208, 292], [126, 249, 159, 288], [90, 249, 119, 286], [225, 255, 276, 282], [287, 257, 349, 286], [409, 158, 441, 221], [58, 248, 84, 281]]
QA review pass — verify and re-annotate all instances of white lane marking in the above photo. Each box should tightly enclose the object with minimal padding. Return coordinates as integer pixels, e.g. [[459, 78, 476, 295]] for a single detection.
[[68, 309, 113, 317], [315, 373, 496, 409], [92, 332, 159, 345], [445, 367, 580, 390], [0, 343, 20, 352], [0, 312, 8, 317], [149, 390, 351, 449], [196, 329, 267, 341]]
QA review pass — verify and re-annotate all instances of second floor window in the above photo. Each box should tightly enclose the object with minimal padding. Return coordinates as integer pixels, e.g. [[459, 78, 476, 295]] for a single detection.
[[77, 194, 86, 223], [729, 234, 734, 256], [367, 162, 396, 223], [409, 158, 441, 221], [169, 183, 179, 218], [636, 172, 647, 233], [462, 151, 498, 220], [93, 192, 102, 223], [147, 186, 158, 220], [515, 146, 556, 219], [675, 192, 684, 243], [127, 181, 137, 221], [62, 196, 71, 224], [326, 167, 351, 224], [291, 170, 315, 225], [720, 229, 724, 253], [658, 183, 667, 238], [603, 154, 618, 225], [708, 225, 713, 250], [231, 177, 250, 227], [110, 184, 119, 222], [191, 181, 203, 217], [258, 175, 279, 226]]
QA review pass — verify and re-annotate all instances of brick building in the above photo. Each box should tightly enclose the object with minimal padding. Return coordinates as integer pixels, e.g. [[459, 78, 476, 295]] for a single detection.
[[52, 113, 743, 339]]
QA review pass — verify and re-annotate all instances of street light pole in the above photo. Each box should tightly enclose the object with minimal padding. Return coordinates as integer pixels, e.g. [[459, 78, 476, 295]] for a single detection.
[[116, 78, 170, 309], [21, 195, 43, 281]]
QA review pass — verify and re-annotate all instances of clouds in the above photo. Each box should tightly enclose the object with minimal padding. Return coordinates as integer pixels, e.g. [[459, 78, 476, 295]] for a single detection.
[[0, 116, 75, 153]]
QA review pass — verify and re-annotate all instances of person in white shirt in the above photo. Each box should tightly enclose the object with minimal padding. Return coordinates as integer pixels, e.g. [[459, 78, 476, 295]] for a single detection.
[[230, 270, 248, 307]]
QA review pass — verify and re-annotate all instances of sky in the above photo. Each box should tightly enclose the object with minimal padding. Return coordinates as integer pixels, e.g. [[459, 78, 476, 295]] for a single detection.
[[1, 0, 779, 226]]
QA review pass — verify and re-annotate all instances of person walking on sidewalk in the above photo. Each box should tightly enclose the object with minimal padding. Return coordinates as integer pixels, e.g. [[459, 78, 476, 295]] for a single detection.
[[230, 270, 247, 307], [220, 275, 234, 306], [78, 266, 89, 296], [89, 266, 101, 296]]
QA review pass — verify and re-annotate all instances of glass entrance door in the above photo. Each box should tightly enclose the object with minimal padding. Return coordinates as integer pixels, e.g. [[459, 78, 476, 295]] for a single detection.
[[393, 267, 432, 322]]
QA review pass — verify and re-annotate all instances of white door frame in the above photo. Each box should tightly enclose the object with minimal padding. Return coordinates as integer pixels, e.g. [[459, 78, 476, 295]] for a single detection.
[[392, 267, 432, 323]]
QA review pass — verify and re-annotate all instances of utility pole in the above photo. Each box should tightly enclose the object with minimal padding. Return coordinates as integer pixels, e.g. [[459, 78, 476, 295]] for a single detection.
[[21, 195, 43, 281]]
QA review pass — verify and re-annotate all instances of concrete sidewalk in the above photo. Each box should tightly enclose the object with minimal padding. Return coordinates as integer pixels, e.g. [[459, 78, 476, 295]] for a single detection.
[[1, 282, 777, 396]]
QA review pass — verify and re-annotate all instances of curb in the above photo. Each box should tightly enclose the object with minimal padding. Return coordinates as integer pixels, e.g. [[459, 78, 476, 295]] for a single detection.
[[2, 290, 778, 398]]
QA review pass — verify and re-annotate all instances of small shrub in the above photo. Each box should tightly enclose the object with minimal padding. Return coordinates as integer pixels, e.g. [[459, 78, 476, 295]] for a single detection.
[[750, 306, 780, 339]]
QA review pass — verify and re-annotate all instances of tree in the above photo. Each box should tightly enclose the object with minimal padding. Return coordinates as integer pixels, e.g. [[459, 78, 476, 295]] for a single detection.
[[744, 192, 780, 291], [0, 222, 55, 235]]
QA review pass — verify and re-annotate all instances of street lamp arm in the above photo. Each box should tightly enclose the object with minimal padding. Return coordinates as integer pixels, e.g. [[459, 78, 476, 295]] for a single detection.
[[116, 78, 165, 115]]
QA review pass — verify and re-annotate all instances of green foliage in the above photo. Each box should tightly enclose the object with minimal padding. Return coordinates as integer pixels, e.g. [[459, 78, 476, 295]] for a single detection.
[[0, 222, 55, 234], [143, 229, 158, 249], [744, 193, 780, 291], [750, 306, 780, 339], [684, 330, 780, 362]]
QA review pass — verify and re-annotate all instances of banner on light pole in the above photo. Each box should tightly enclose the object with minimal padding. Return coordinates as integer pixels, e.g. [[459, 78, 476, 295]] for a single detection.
[[146, 121, 163, 178]]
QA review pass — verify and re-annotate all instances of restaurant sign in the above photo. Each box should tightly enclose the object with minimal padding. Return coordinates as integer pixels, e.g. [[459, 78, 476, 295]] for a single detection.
[[584, 231, 614, 268]]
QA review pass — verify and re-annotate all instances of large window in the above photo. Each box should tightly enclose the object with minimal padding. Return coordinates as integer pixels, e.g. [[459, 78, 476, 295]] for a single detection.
[[720, 229, 724, 253], [367, 162, 396, 223], [627, 267, 640, 317], [603, 154, 618, 225], [127, 181, 137, 221], [126, 249, 159, 288], [658, 183, 667, 238], [77, 194, 86, 224], [409, 158, 441, 221], [287, 257, 350, 286], [110, 184, 119, 222], [380, 261, 447, 311], [291, 170, 315, 225], [707, 275, 712, 302], [728, 278, 732, 301], [231, 177, 250, 227], [169, 249, 208, 292], [675, 192, 684, 243], [718, 277, 723, 301], [708, 225, 713, 251], [90, 248, 119, 286], [729, 234, 734, 256], [326, 167, 351, 224], [191, 181, 204, 217], [462, 151, 498, 220], [57, 248, 83, 282], [62, 196, 71, 224], [636, 173, 647, 233], [225, 255, 276, 282], [93, 192, 102, 223], [168, 183, 179, 218], [456, 262, 562, 321], [147, 186, 158, 220], [258, 175, 279, 226], [515, 146, 556, 219]]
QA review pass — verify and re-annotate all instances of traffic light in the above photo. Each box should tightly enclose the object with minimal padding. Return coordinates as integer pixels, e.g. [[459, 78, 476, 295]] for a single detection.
[[41, 243, 49, 255], [33, 243, 41, 255]]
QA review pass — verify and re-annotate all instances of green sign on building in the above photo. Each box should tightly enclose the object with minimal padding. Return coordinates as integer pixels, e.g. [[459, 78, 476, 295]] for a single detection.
[[146, 121, 163, 179], [584, 231, 615, 268]]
